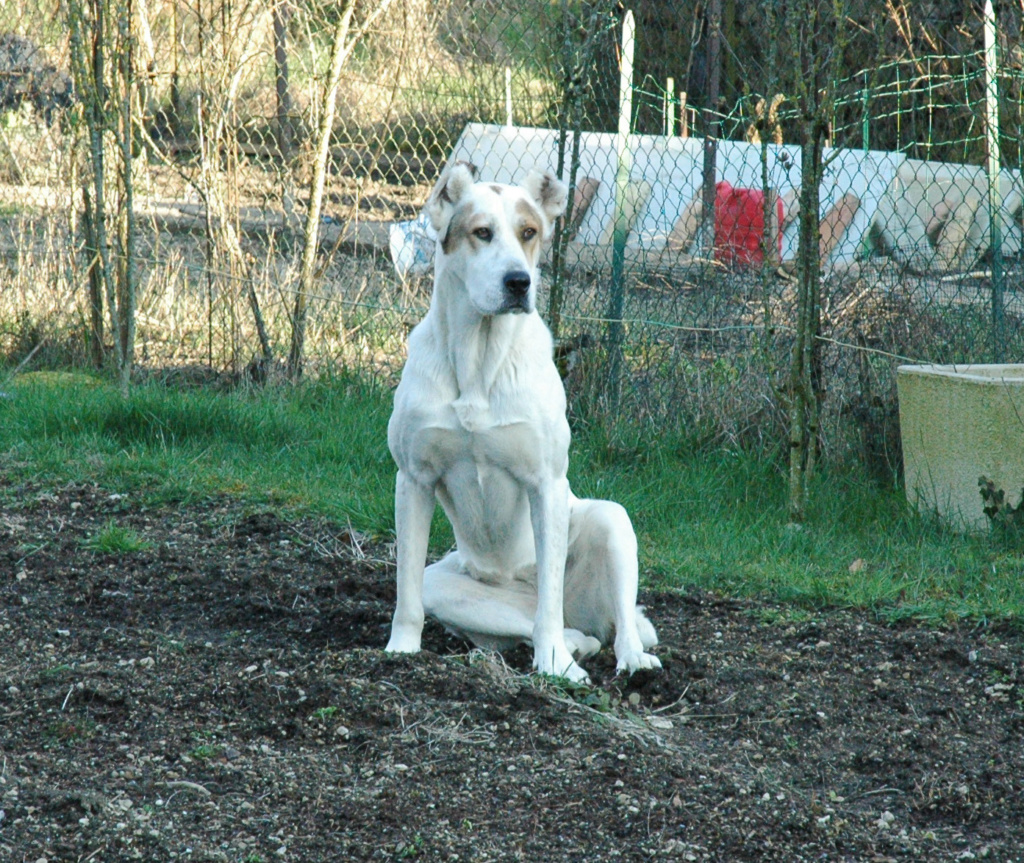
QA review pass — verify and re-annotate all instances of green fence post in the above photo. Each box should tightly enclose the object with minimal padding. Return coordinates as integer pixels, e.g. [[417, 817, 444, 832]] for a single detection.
[[862, 70, 869, 150], [665, 76, 675, 137], [926, 56, 933, 159]]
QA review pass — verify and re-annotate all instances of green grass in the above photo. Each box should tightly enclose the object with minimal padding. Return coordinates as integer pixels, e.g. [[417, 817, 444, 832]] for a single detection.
[[189, 742, 223, 761], [571, 428, 1024, 625], [44, 716, 97, 747], [0, 371, 401, 535], [82, 519, 153, 554], [1, 370, 1021, 626], [311, 706, 339, 723]]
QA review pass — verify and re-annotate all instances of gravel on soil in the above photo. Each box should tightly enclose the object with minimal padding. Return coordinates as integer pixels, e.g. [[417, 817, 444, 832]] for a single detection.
[[1, 481, 1022, 861]]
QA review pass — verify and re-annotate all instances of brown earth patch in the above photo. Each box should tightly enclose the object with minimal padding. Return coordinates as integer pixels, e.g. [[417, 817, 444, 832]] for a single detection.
[[1, 479, 1022, 861]]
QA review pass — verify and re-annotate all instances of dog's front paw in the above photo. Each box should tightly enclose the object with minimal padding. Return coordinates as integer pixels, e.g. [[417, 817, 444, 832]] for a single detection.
[[616, 650, 662, 675]]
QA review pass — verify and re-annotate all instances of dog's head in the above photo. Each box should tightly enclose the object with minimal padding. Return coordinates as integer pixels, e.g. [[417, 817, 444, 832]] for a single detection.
[[425, 162, 568, 316]]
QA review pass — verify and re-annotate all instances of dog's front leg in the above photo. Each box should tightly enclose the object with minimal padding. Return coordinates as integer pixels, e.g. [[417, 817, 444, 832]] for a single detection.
[[386, 469, 435, 653], [529, 477, 589, 683]]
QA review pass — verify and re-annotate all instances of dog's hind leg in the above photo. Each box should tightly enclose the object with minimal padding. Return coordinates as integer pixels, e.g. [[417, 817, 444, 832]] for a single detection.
[[422, 553, 599, 665], [564, 498, 661, 674], [423, 554, 533, 651]]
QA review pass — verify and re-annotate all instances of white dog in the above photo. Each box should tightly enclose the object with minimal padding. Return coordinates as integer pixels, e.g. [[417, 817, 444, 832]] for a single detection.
[[385, 162, 660, 682]]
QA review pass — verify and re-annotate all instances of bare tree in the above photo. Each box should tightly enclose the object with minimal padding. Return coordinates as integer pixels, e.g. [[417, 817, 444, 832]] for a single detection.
[[782, 0, 852, 523], [286, 0, 397, 379], [190, 0, 275, 372], [66, 0, 138, 392]]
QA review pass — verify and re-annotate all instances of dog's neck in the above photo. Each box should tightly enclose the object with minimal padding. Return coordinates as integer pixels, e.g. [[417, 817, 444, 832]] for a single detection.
[[430, 267, 530, 432]]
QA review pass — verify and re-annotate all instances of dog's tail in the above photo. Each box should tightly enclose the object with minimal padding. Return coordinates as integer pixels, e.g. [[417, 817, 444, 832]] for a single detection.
[[635, 607, 659, 650]]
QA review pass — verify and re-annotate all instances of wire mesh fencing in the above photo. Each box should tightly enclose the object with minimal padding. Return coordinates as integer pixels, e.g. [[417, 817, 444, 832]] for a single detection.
[[0, 1, 1022, 478]]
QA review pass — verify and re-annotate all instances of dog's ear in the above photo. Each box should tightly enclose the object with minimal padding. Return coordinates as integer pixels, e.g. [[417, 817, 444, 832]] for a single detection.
[[523, 170, 569, 236], [426, 161, 478, 232]]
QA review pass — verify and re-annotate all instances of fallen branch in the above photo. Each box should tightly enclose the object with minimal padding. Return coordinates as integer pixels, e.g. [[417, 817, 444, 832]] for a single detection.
[[136, 201, 390, 253]]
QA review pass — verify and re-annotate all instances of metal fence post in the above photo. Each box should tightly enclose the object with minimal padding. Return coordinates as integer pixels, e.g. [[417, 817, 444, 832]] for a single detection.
[[984, 0, 1005, 362], [606, 8, 635, 411], [700, 0, 722, 257]]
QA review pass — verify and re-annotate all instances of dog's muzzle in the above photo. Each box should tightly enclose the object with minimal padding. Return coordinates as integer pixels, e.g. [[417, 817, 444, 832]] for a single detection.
[[500, 270, 532, 313]]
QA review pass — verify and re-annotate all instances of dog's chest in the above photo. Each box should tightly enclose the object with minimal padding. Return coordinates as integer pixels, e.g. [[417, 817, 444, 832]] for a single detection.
[[415, 418, 552, 485], [428, 425, 540, 543]]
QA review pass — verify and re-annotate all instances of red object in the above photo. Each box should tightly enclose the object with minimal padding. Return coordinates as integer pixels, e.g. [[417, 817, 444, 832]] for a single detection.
[[713, 181, 783, 266]]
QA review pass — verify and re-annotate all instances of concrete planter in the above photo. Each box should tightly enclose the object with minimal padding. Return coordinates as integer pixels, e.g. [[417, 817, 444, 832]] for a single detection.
[[897, 364, 1024, 532]]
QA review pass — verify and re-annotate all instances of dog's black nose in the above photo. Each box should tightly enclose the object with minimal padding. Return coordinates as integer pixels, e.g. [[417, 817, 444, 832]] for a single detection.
[[503, 270, 531, 298]]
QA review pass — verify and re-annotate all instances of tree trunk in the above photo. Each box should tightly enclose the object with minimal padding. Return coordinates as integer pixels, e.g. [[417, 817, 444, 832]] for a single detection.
[[116, 1, 136, 392], [783, 0, 847, 523], [787, 129, 825, 524], [287, 0, 356, 379], [82, 187, 105, 369]]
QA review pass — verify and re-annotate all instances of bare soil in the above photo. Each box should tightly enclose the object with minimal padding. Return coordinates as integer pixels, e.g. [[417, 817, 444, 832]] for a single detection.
[[1, 479, 1022, 862]]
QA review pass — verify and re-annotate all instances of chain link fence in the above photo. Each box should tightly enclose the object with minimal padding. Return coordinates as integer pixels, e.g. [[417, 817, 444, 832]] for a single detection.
[[1, 1, 1022, 480]]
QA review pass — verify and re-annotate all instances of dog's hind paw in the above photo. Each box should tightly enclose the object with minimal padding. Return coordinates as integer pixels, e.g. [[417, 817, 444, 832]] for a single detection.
[[534, 644, 590, 684], [554, 660, 591, 685], [564, 628, 602, 660], [616, 650, 662, 675], [385, 628, 422, 654]]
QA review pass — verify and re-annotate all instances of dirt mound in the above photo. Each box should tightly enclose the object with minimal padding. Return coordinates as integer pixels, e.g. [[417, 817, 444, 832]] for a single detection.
[[1, 480, 1021, 861]]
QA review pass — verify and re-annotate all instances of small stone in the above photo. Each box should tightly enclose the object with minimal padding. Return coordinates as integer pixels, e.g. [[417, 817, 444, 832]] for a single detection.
[[876, 810, 895, 830]]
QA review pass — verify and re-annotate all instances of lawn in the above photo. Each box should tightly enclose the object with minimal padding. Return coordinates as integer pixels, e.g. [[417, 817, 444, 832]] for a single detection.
[[1, 369, 1021, 626]]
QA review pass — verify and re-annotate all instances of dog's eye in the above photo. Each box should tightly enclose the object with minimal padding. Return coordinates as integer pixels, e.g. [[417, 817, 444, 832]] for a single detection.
[[472, 227, 493, 242], [521, 226, 537, 241]]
